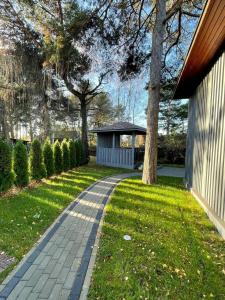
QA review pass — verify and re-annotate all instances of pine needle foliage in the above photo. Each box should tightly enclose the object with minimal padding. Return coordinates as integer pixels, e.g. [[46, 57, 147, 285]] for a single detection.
[[30, 139, 46, 180], [43, 138, 54, 177], [61, 139, 70, 171], [75, 139, 84, 166], [68, 139, 76, 168], [0, 139, 14, 192], [53, 140, 63, 174], [13, 141, 29, 187]]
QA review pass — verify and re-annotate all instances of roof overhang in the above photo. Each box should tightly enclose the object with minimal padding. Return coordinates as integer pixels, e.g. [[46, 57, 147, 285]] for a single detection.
[[90, 129, 146, 135], [174, 0, 225, 99]]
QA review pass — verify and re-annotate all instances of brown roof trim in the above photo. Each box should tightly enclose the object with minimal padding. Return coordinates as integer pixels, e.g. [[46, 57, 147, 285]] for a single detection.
[[174, 0, 225, 99]]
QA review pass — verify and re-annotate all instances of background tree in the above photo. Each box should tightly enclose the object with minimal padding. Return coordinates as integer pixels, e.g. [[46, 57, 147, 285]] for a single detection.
[[30, 139, 46, 180], [89, 93, 115, 128], [159, 78, 188, 134], [43, 138, 54, 177], [94, 0, 203, 183], [0, 0, 111, 156], [13, 141, 29, 187], [0, 43, 44, 140]]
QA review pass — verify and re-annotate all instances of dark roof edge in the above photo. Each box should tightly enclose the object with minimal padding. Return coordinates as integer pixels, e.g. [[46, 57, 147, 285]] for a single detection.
[[89, 128, 146, 133]]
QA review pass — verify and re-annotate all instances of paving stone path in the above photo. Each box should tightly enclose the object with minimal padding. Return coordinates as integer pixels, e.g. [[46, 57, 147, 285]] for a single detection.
[[0, 173, 139, 300]]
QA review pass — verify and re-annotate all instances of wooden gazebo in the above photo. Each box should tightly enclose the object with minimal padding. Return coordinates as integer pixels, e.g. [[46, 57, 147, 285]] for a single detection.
[[90, 122, 146, 169]]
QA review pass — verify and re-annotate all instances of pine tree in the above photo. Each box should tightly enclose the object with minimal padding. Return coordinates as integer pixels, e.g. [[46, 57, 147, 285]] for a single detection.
[[0, 139, 14, 192], [30, 139, 47, 180], [13, 141, 29, 187], [61, 139, 70, 171], [43, 138, 54, 177], [68, 139, 76, 169], [53, 140, 63, 174]]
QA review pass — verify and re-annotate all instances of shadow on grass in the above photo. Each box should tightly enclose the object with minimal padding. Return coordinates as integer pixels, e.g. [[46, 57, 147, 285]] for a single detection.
[[0, 163, 124, 283], [88, 177, 225, 300]]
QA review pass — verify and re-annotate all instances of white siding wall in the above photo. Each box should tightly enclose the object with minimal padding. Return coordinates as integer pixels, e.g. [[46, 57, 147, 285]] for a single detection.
[[186, 50, 225, 229]]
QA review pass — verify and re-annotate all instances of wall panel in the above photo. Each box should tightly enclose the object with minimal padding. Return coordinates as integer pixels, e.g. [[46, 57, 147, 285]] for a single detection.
[[186, 50, 225, 227]]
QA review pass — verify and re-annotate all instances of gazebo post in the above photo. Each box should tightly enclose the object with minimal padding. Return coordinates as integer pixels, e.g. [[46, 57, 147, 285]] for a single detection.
[[132, 132, 135, 168], [96, 134, 99, 163], [112, 133, 116, 165], [112, 133, 115, 148]]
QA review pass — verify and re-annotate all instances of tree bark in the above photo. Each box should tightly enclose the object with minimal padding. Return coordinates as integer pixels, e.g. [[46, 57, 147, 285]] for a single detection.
[[142, 0, 166, 184], [1, 101, 9, 139], [42, 94, 51, 141], [80, 97, 89, 161]]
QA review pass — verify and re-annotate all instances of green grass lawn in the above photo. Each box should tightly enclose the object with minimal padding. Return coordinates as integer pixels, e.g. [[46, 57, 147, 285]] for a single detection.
[[88, 176, 225, 300], [0, 161, 131, 283]]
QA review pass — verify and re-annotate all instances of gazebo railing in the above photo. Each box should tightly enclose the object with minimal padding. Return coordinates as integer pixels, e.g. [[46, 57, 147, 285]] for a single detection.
[[97, 147, 134, 169]]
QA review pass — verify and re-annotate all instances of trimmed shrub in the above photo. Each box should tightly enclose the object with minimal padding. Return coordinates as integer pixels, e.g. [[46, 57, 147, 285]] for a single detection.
[[61, 139, 70, 171], [75, 139, 84, 166], [43, 138, 54, 177], [13, 141, 29, 187], [30, 139, 47, 180], [53, 140, 62, 174], [68, 139, 76, 168], [0, 139, 14, 192]]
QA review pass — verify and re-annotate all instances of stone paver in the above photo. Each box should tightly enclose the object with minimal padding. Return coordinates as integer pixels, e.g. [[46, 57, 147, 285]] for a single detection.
[[0, 173, 139, 300], [0, 253, 15, 274]]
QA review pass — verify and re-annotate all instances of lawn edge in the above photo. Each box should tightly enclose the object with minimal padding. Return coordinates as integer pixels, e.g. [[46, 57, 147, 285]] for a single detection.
[[0, 173, 114, 290], [80, 172, 141, 300]]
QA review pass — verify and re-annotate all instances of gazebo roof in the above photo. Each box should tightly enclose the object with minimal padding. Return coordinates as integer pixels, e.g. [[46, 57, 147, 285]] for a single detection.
[[90, 122, 146, 134]]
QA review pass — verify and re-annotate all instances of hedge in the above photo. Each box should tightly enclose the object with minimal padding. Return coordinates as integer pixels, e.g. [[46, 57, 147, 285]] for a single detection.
[[13, 141, 29, 187], [61, 139, 70, 171], [0, 139, 14, 192], [43, 138, 54, 177], [30, 139, 47, 180], [68, 139, 76, 168], [0, 137, 86, 193], [75, 139, 86, 166], [53, 140, 63, 174]]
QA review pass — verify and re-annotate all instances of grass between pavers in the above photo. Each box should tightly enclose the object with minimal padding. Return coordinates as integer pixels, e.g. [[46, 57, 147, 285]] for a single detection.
[[88, 176, 225, 300], [0, 161, 133, 283]]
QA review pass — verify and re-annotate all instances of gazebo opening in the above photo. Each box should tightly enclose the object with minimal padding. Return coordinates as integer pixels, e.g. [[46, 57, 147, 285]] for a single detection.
[[90, 122, 146, 169]]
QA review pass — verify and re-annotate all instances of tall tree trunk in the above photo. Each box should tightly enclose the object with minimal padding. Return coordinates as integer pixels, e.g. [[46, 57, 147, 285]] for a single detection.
[[29, 115, 34, 141], [142, 0, 166, 184], [80, 97, 89, 161], [166, 99, 172, 135], [1, 101, 9, 139], [42, 94, 51, 140], [7, 104, 14, 139]]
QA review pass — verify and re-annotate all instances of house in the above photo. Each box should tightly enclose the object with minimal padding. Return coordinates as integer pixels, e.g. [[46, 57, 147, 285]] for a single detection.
[[174, 0, 225, 238], [90, 122, 146, 169], [50, 130, 78, 143]]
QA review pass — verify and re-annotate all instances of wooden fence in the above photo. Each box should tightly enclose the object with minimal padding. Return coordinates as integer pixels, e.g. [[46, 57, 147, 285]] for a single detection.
[[96, 147, 134, 169]]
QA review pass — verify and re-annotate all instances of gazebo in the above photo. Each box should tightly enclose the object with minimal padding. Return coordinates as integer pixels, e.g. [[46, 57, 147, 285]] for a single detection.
[[90, 122, 146, 169]]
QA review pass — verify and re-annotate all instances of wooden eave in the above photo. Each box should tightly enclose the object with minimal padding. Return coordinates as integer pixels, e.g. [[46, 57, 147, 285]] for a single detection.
[[174, 0, 225, 99]]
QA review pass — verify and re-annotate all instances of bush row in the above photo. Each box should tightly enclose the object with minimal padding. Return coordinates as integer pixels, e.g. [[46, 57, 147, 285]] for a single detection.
[[0, 138, 85, 193]]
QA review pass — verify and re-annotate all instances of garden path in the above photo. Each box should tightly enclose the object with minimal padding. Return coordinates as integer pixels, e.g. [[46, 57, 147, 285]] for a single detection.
[[0, 167, 184, 300], [0, 173, 139, 300]]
